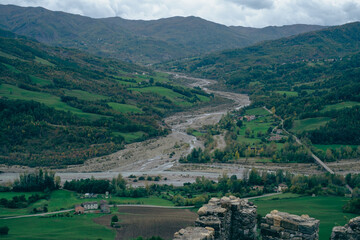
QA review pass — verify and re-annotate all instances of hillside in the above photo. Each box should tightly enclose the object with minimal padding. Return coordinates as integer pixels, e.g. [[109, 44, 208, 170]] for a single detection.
[[0, 30, 212, 167], [164, 22, 360, 82], [164, 21, 360, 149], [0, 4, 326, 64]]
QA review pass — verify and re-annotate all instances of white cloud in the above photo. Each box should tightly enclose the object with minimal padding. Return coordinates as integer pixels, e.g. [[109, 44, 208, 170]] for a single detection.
[[1, 0, 360, 27]]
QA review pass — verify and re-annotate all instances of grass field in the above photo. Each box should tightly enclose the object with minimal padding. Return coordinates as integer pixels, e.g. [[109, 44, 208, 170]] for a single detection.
[[29, 75, 52, 86], [112, 131, 144, 143], [0, 84, 107, 120], [314, 144, 359, 152], [129, 86, 192, 106], [252, 194, 357, 240], [108, 102, 143, 114], [274, 91, 299, 97], [1, 214, 115, 240], [237, 115, 275, 144], [34, 56, 55, 67], [320, 101, 360, 113], [64, 89, 109, 101], [245, 107, 271, 116], [292, 117, 331, 133], [3, 63, 21, 73]]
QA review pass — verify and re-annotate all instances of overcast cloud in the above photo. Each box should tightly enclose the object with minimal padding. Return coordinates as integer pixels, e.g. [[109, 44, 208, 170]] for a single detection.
[[1, 0, 360, 27]]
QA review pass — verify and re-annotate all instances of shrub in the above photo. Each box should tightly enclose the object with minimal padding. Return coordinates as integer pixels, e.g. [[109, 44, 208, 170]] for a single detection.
[[111, 215, 118, 223], [0, 226, 9, 235]]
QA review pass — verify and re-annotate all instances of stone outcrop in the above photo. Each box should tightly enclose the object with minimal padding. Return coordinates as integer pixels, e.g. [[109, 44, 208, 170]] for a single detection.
[[331, 216, 360, 240], [260, 210, 320, 240], [194, 196, 257, 240], [174, 227, 215, 240], [173, 197, 322, 240]]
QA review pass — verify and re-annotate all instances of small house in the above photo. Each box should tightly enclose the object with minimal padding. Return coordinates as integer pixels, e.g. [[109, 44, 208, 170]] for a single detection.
[[278, 183, 288, 192], [83, 201, 98, 210], [75, 205, 84, 214]]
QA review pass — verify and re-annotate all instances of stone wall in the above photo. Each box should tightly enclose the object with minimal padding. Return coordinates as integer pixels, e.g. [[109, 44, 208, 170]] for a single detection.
[[331, 216, 360, 240], [260, 210, 320, 240], [194, 196, 257, 240]]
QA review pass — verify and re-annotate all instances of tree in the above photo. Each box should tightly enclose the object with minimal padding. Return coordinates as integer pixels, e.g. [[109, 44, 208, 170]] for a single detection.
[[271, 106, 276, 114], [111, 215, 118, 223], [236, 120, 243, 128], [0, 226, 9, 235]]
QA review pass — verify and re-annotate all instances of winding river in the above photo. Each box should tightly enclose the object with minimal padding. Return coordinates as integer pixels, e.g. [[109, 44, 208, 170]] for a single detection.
[[0, 73, 250, 186]]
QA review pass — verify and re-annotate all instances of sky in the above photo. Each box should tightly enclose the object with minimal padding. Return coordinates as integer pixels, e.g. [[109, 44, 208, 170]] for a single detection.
[[1, 0, 360, 27]]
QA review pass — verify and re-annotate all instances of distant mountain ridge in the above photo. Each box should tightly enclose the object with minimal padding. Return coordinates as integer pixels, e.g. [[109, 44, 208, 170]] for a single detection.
[[0, 4, 327, 64]]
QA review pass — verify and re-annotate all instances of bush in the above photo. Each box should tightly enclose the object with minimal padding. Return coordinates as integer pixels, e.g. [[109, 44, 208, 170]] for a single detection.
[[111, 215, 118, 223], [0, 226, 9, 235], [343, 198, 360, 214]]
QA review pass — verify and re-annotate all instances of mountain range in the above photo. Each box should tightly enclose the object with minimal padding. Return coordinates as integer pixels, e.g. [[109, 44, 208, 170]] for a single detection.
[[0, 4, 327, 64]]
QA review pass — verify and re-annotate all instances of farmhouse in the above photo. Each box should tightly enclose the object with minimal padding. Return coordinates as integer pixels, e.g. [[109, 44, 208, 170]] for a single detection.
[[83, 201, 98, 210], [74, 205, 84, 214]]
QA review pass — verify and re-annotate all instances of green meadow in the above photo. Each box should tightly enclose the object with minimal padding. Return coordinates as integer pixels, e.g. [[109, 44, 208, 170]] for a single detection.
[[274, 90, 299, 97], [320, 101, 360, 113], [252, 194, 357, 240], [64, 89, 109, 101], [112, 131, 144, 143], [0, 84, 107, 120], [314, 144, 359, 152], [108, 102, 143, 114], [292, 117, 331, 133], [245, 107, 271, 116], [1, 214, 115, 240], [29, 75, 52, 86]]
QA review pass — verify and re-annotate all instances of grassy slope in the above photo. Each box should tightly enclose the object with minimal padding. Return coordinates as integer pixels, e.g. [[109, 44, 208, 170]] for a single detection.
[[0, 84, 106, 120], [292, 117, 331, 133], [320, 101, 360, 113], [252, 194, 357, 240], [108, 102, 143, 114]]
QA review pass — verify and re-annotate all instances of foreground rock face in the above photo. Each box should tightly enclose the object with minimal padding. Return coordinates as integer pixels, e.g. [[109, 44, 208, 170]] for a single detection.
[[195, 196, 257, 240], [331, 216, 360, 240], [260, 210, 320, 240], [173, 227, 215, 240]]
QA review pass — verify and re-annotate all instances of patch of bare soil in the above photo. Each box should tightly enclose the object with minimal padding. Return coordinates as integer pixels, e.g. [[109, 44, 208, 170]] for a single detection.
[[93, 207, 197, 240]]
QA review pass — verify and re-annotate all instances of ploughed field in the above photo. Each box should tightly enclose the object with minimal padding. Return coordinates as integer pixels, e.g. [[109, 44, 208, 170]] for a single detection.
[[93, 206, 197, 240]]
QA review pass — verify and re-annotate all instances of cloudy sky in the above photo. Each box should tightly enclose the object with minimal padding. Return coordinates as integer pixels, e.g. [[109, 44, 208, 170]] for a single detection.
[[1, 0, 360, 27]]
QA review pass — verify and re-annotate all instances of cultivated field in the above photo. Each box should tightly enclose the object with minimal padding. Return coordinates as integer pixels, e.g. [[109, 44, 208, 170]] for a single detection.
[[94, 206, 197, 240]]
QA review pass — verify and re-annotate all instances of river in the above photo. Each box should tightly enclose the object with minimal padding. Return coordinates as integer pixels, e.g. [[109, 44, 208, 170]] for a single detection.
[[0, 73, 250, 186]]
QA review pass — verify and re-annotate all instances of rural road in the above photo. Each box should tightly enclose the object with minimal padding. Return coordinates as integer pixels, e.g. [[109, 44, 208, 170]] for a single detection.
[[262, 107, 353, 193], [0, 209, 73, 220]]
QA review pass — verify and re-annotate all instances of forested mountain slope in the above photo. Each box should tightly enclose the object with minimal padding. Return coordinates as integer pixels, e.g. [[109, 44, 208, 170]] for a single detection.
[[163, 22, 360, 146], [0, 30, 211, 167]]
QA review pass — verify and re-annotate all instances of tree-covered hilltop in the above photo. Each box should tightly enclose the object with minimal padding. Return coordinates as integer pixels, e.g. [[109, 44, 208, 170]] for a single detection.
[[0, 30, 212, 167], [163, 22, 360, 80]]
